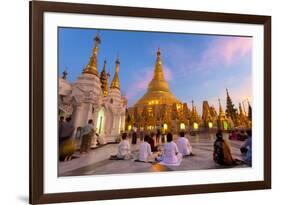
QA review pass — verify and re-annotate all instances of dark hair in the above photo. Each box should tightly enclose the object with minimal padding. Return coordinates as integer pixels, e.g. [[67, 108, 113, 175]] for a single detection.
[[122, 132, 127, 140], [88, 119, 93, 124], [246, 129, 252, 137], [180, 131, 185, 137], [66, 117, 72, 122], [216, 131, 223, 139], [144, 135, 150, 142], [60, 116, 64, 120], [167, 133, 173, 142]]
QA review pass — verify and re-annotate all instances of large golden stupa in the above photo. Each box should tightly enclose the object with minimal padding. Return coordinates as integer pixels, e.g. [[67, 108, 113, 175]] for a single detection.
[[125, 48, 252, 133], [134, 48, 180, 107]]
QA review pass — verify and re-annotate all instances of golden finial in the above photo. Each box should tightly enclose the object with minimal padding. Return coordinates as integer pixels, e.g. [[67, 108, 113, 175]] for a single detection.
[[157, 47, 161, 57], [218, 98, 224, 114], [83, 32, 101, 76], [62, 67, 68, 79], [110, 56, 121, 90]]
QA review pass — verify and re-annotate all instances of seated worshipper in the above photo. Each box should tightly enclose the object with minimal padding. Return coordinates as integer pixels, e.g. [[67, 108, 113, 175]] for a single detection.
[[176, 131, 193, 156], [240, 129, 252, 166], [213, 131, 236, 166], [113, 133, 133, 160], [159, 133, 182, 166], [80, 119, 95, 154], [229, 130, 238, 140], [138, 135, 153, 162]]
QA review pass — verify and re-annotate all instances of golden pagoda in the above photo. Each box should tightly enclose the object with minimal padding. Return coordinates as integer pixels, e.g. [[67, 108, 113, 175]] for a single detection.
[[134, 48, 180, 107], [202, 100, 214, 128], [83, 33, 101, 76], [217, 98, 228, 130], [100, 60, 109, 96], [110, 57, 121, 90]]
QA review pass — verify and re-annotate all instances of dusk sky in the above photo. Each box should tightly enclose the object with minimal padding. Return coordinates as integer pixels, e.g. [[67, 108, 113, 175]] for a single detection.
[[58, 27, 252, 115]]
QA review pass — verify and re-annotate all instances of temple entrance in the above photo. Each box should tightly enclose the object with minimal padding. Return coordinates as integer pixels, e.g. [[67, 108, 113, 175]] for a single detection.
[[96, 107, 105, 135]]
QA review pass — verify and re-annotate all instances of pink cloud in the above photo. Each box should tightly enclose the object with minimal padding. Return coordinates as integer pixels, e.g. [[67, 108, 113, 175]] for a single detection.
[[202, 37, 252, 66]]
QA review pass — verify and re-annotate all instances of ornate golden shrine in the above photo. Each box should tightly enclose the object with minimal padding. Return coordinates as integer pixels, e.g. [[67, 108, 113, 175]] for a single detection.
[[125, 48, 251, 133]]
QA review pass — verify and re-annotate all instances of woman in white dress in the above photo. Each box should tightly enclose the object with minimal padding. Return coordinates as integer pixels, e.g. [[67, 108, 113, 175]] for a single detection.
[[176, 131, 193, 156], [138, 135, 153, 162], [162, 133, 182, 165]]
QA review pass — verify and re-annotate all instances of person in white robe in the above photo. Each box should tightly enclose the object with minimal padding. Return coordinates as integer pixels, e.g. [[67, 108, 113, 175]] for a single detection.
[[138, 135, 153, 162], [116, 133, 133, 160], [161, 133, 182, 165], [176, 131, 193, 156]]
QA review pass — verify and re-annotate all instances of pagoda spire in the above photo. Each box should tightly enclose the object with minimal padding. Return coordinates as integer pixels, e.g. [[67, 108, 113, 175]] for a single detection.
[[153, 48, 166, 81], [110, 56, 121, 90], [83, 32, 101, 76], [134, 48, 180, 107], [239, 102, 244, 116], [225, 88, 238, 125], [248, 100, 252, 120], [218, 98, 225, 115], [100, 59, 109, 96]]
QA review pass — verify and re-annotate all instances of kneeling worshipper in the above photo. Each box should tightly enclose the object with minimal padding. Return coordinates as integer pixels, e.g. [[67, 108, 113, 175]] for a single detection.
[[213, 131, 236, 166], [110, 133, 133, 160], [158, 133, 182, 166], [176, 131, 193, 156], [138, 135, 153, 162]]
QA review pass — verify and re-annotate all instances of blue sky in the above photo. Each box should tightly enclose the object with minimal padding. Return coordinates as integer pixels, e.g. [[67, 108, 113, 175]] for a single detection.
[[58, 27, 252, 114]]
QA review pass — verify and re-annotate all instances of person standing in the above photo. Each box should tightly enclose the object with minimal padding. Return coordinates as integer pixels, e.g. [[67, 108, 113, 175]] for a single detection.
[[132, 124, 138, 144], [156, 125, 161, 145], [59, 117, 75, 161], [59, 117, 74, 146], [80, 119, 95, 154]]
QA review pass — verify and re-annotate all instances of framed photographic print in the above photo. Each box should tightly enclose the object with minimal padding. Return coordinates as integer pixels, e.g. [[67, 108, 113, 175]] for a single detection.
[[30, 0, 271, 204]]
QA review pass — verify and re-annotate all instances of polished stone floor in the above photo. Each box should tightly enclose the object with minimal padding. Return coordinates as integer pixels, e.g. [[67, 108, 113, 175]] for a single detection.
[[59, 133, 249, 176]]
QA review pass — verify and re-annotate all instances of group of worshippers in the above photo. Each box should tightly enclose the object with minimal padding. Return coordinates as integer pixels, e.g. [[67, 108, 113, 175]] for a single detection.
[[112, 129, 252, 167], [59, 117, 98, 161], [213, 129, 252, 166], [110, 131, 193, 166]]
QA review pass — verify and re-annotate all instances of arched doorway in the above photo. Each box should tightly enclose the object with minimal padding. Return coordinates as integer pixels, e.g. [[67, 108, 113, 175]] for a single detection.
[[96, 107, 105, 135]]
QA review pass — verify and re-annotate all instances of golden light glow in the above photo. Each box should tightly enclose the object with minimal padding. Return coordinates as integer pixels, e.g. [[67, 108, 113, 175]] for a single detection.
[[208, 122, 213, 128], [180, 123, 185, 130], [193, 122, 199, 130], [128, 125, 132, 131], [163, 123, 168, 130]]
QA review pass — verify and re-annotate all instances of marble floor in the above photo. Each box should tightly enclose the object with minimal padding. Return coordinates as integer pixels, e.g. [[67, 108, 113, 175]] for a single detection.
[[59, 133, 249, 176]]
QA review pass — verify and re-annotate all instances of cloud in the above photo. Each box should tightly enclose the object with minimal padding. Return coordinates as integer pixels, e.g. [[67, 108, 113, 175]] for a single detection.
[[157, 37, 252, 78], [201, 37, 252, 67]]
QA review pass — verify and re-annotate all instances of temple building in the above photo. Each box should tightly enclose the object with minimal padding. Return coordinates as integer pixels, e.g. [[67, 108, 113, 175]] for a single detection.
[[58, 33, 127, 145], [126, 48, 200, 133], [125, 49, 252, 133]]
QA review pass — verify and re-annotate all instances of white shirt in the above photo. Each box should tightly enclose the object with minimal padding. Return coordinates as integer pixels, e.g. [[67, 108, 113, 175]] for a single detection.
[[177, 137, 192, 156], [82, 124, 94, 136], [117, 140, 131, 158], [139, 142, 152, 161], [163, 141, 180, 164]]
